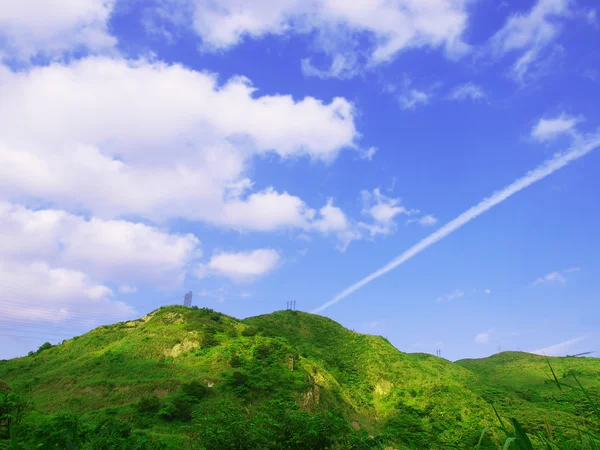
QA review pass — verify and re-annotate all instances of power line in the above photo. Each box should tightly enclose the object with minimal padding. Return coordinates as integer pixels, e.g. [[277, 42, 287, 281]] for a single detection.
[[0, 300, 133, 321], [0, 319, 102, 332], [0, 332, 64, 341]]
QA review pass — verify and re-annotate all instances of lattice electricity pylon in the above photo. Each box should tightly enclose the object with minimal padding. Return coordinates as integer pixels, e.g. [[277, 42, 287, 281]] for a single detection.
[[184, 291, 193, 307]]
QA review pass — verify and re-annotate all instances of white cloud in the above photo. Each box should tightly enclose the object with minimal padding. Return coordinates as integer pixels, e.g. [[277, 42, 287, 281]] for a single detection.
[[301, 54, 360, 80], [532, 114, 581, 141], [0, 57, 357, 234], [436, 289, 464, 303], [475, 331, 491, 344], [399, 89, 430, 110], [360, 146, 377, 161], [532, 267, 580, 285], [174, 0, 470, 71], [359, 189, 417, 237], [484, 289, 492, 294], [0, 0, 117, 61], [532, 336, 585, 356], [0, 262, 135, 323], [0, 202, 201, 289], [312, 199, 350, 233], [448, 82, 486, 101], [197, 249, 281, 282], [418, 215, 439, 226], [533, 271, 566, 285], [119, 285, 138, 294], [489, 0, 571, 82]]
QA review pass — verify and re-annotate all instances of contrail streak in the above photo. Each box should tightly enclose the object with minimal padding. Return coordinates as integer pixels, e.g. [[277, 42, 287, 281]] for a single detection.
[[313, 134, 600, 314]]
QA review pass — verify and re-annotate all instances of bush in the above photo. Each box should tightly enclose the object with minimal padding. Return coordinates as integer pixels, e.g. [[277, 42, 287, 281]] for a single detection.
[[0, 391, 26, 438], [137, 395, 161, 414], [158, 393, 193, 422], [241, 326, 258, 337], [226, 371, 249, 388], [201, 331, 218, 348], [181, 381, 209, 402], [35, 342, 53, 355], [230, 354, 242, 368]]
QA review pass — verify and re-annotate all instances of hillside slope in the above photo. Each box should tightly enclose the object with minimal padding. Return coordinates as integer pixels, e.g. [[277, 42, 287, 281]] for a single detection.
[[456, 351, 600, 438], [0, 306, 598, 449]]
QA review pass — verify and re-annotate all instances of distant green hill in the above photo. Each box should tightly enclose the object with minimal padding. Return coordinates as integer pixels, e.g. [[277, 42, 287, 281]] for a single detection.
[[1, 306, 599, 449]]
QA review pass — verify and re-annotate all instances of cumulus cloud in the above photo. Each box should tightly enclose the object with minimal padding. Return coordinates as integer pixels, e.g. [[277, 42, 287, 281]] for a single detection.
[[0, 262, 135, 323], [0, 57, 357, 234], [196, 249, 281, 283], [418, 215, 439, 226], [169, 0, 470, 72], [0, 202, 201, 289], [359, 189, 417, 237], [489, 0, 572, 82], [312, 199, 350, 234], [532, 114, 582, 141], [447, 82, 486, 101], [0, 0, 117, 61], [399, 89, 431, 110], [484, 289, 492, 294]]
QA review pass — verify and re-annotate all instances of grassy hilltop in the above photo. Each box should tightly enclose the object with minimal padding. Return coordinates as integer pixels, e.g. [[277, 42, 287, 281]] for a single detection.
[[1, 306, 599, 449]]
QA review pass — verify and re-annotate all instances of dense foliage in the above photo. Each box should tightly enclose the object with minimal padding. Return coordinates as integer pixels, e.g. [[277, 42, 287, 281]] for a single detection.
[[1, 306, 599, 449]]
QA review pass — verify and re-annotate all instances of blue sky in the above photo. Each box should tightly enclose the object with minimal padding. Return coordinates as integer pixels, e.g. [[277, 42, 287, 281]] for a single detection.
[[0, 0, 599, 361]]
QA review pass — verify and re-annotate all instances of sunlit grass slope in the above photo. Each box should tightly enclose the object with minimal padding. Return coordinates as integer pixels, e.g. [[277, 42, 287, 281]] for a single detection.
[[1, 306, 599, 449], [457, 351, 600, 444]]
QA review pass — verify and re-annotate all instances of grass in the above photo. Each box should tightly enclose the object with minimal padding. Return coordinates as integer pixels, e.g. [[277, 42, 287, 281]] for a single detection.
[[0, 305, 599, 449], [470, 358, 600, 449]]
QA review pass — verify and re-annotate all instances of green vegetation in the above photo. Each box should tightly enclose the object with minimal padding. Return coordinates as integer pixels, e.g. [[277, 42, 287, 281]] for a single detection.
[[0, 306, 599, 449]]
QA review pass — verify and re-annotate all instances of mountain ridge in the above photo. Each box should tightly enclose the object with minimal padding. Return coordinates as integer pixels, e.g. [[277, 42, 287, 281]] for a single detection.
[[1, 305, 599, 449]]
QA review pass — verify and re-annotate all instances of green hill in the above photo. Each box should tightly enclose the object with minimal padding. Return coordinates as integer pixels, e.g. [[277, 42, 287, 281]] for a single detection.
[[0, 306, 599, 449]]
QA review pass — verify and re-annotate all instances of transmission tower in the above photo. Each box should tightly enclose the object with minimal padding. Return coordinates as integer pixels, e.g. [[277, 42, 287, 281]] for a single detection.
[[183, 291, 193, 307]]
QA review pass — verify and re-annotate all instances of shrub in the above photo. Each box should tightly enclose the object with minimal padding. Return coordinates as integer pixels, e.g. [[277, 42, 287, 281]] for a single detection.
[[181, 381, 209, 402], [36, 342, 53, 354], [158, 393, 193, 422], [200, 331, 218, 348], [137, 395, 161, 414], [0, 391, 26, 438], [241, 326, 258, 337], [230, 354, 242, 368]]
